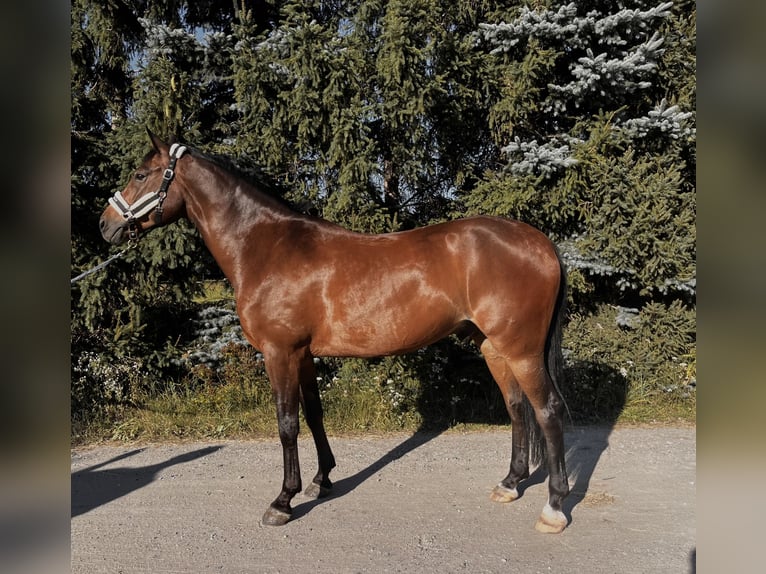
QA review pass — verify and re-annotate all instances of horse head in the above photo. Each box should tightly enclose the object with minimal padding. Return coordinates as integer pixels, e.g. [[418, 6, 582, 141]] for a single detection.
[[99, 130, 189, 245]]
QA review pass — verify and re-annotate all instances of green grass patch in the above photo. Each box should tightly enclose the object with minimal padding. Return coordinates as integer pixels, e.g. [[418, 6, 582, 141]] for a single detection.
[[73, 376, 695, 445], [72, 344, 695, 446]]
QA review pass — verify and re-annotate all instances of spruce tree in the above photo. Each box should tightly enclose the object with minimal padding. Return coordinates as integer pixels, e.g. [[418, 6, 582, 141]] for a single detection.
[[468, 1, 696, 299], [71, 1, 270, 424], [467, 1, 696, 415], [71, 0, 696, 428], [230, 0, 498, 230]]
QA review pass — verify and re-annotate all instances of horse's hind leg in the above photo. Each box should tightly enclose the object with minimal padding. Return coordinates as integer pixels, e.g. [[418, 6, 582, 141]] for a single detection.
[[480, 339, 530, 503], [512, 355, 569, 534], [299, 359, 336, 498]]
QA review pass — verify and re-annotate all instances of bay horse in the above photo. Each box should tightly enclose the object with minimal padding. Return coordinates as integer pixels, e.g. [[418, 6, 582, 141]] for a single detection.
[[99, 132, 570, 533]]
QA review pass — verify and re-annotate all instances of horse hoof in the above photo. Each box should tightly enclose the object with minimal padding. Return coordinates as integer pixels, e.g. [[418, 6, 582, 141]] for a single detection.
[[534, 504, 567, 534], [304, 482, 332, 499], [489, 484, 519, 503], [260, 507, 291, 527]]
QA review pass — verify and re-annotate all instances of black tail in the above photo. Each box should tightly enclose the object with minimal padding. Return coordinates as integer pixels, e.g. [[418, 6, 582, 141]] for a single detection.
[[524, 248, 568, 467]]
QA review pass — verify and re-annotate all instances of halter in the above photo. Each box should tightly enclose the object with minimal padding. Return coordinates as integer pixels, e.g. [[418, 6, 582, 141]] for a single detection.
[[108, 143, 188, 240]]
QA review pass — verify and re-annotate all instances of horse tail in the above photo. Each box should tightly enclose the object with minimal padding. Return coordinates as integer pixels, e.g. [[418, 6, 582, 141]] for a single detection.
[[525, 246, 569, 467]]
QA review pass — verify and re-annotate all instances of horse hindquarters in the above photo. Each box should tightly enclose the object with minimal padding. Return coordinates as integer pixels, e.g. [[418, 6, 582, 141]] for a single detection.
[[470, 230, 569, 532]]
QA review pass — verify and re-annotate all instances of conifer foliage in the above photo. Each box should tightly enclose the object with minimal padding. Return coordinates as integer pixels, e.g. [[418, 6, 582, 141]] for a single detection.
[[71, 1, 695, 430]]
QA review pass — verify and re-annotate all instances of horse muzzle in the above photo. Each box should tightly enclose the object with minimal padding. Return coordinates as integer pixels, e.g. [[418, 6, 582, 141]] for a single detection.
[[99, 214, 132, 245]]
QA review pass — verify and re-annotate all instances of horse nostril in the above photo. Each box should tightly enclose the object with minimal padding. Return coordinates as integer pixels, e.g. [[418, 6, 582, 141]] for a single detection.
[[99, 218, 106, 231]]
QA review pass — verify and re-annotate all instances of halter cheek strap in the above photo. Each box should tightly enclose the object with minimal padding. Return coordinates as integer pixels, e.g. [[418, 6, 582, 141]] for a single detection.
[[108, 143, 188, 225]]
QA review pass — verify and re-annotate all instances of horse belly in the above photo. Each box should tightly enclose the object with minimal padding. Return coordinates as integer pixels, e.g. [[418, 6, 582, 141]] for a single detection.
[[311, 316, 458, 358], [309, 279, 461, 358]]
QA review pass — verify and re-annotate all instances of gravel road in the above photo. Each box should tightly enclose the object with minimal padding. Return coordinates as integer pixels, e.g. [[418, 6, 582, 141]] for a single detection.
[[71, 426, 695, 573]]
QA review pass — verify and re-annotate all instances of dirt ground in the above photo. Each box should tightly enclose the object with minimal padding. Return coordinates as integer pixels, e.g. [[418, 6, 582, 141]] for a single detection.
[[71, 426, 695, 574]]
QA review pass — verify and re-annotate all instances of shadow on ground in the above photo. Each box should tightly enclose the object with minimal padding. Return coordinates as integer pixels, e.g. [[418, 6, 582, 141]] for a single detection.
[[71, 446, 222, 518], [292, 430, 442, 519]]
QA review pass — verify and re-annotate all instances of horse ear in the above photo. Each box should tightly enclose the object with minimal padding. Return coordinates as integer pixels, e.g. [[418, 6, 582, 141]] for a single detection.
[[146, 128, 169, 154]]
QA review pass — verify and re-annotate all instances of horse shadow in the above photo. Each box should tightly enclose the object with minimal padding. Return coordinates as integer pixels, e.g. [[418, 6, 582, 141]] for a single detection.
[[291, 430, 443, 519], [293, 354, 627, 525], [71, 446, 222, 518], [559, 359, 628, 522]]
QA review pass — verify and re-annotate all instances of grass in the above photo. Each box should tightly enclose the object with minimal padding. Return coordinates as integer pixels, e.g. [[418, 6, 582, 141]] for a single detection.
[[73, 396, 696, 446], [617, 394, 696, 426], [72, 366, 695, 446]]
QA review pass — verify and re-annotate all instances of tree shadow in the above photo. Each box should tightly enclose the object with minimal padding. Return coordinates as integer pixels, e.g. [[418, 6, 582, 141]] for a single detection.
[[71, 446, 222, 517]]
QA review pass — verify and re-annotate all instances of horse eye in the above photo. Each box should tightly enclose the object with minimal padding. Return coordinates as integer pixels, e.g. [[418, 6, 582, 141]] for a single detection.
[[135, 173, 146, 181]]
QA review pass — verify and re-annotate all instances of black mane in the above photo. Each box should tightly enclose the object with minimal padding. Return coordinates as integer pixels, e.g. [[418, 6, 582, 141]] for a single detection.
[[186, 147, 309, 213]]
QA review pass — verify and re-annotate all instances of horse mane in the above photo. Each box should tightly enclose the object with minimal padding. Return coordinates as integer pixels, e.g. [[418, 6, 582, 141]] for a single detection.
[[184, 147, 309, 214]]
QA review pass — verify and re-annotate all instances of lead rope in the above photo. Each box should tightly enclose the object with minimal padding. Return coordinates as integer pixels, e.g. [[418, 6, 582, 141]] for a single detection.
[[70, 245, 133, 286]]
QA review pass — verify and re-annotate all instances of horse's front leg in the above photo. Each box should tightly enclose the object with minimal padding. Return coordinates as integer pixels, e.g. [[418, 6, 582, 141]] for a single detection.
[[260, 348, 306, 526], [298, 358, 336, 499]]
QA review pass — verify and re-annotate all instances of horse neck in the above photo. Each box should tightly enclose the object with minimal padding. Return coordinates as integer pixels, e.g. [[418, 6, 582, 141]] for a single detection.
[[179, 156, 304, 291]]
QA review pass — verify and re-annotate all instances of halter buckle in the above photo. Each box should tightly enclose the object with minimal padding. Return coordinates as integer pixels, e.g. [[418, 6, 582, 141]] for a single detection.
[[128, 219, 139, 241]]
